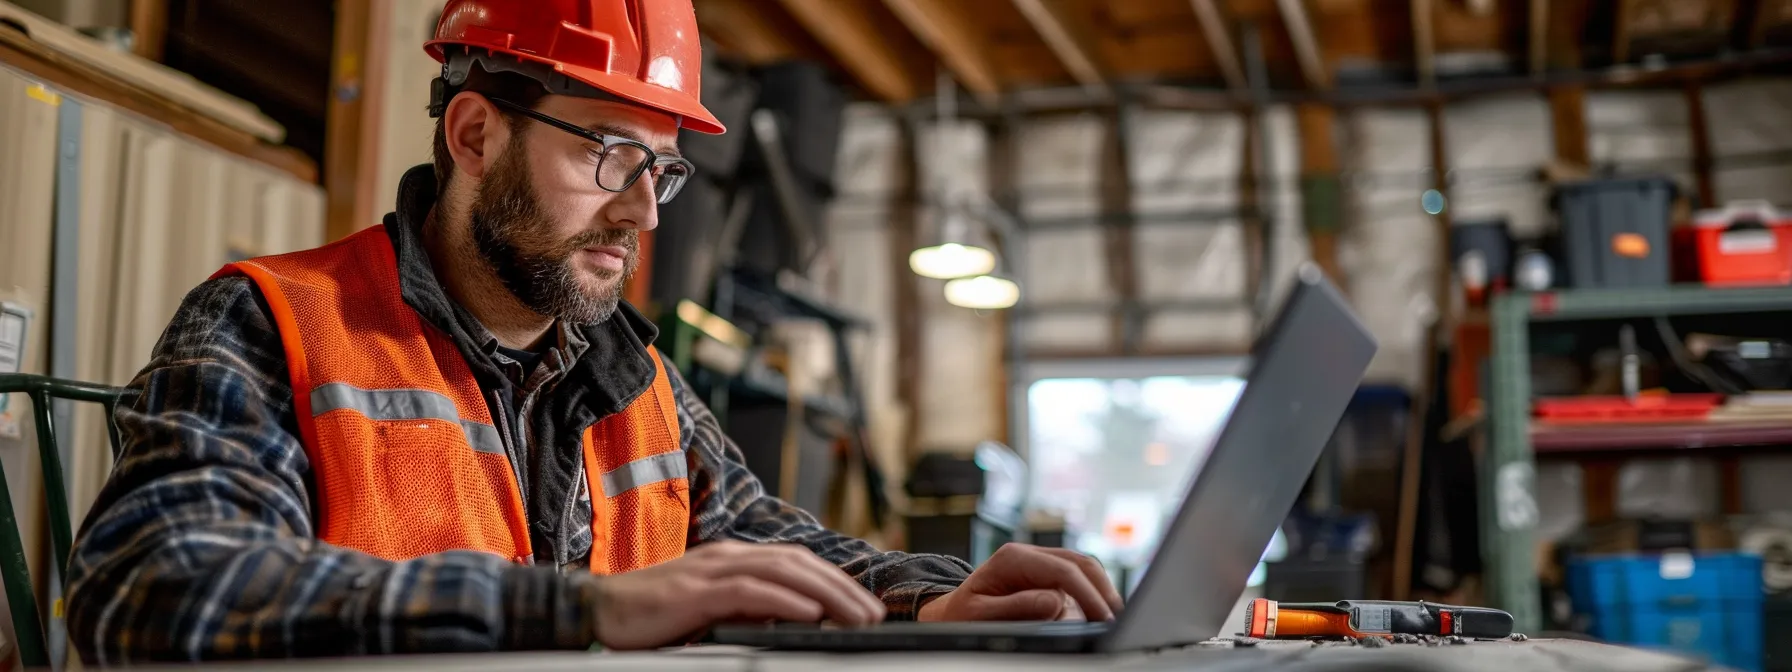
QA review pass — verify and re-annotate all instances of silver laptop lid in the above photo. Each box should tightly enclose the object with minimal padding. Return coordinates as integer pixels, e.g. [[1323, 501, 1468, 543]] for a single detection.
[[1104, 264, 1377, 652]]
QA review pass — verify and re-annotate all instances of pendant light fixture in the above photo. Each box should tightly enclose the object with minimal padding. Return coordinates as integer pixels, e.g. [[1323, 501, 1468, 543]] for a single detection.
[[909, 206, 997, 279], [909, 69, 997, 281], [944, 272, 1021, 310]]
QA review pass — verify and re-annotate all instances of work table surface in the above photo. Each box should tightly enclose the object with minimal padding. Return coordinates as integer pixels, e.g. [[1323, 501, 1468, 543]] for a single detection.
[[148, 638, 1718, 672]]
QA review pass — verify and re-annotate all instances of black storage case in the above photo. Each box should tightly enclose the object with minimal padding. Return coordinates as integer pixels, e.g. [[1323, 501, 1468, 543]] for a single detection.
[[1554, 177, 1677, 289]]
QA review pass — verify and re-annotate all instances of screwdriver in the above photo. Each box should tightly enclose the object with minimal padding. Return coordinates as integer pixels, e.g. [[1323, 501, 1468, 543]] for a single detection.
[[1243, 598, 1514, 639]]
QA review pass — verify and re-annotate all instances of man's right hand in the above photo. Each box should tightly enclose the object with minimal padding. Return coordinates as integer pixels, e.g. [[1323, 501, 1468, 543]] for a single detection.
[[586, 540, 887, 650]]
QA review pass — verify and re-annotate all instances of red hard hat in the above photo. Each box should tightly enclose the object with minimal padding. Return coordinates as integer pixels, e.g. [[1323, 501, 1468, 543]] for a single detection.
[[425, 0, 725, 135]]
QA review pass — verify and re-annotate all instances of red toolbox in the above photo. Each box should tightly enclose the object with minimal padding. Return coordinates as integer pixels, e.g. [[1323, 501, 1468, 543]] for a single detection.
[[1673, 201, 1792, 286]]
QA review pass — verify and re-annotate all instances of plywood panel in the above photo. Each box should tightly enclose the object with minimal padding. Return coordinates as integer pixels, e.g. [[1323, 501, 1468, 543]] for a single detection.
[[1142, 308, 1253, 350], [1015, 114, 1103, 220], [1587, 89, 1694, 192], [1020, 312, 1111, 351], [1064, 0, 1215, 80], [1704, 78, 1792, 205], [68, 104, 127, 525], [1433, 0, 1523, 52], [1134, 223, 1249, 301], [1319, 0, 1411, 65], [1339, 107, 1435, 388], [1023, 228, 1113, 304], [917, 288, 1003, 451], [0, 67, 58, 650], [964, 0, 1071, 85], [1444, 94, 1553, 237], [1129, 110, 1244, 214]]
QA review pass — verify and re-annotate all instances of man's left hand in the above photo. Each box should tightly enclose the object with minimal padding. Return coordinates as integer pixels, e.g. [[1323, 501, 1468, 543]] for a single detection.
[[916, 543, 1124, 622]]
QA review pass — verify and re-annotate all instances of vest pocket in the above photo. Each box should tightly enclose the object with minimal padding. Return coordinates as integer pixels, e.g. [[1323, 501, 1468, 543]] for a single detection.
[[591, 476, 689, 574], [312, 413, 526, 561]]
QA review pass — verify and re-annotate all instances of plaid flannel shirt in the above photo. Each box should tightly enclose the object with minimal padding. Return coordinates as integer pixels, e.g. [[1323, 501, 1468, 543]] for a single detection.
[[63, 167, 970, 664]]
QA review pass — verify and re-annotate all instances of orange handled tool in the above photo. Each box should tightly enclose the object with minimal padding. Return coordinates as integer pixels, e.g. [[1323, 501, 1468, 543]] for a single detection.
[[1244, 598, 1514, 639]]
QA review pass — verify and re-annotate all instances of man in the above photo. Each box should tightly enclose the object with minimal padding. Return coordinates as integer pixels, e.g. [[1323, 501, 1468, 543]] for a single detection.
[[64, 0, 1121, 663]]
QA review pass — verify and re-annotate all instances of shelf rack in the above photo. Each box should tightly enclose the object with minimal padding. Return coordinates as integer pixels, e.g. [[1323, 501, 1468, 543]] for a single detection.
[[1485, 285, 1792, 634]]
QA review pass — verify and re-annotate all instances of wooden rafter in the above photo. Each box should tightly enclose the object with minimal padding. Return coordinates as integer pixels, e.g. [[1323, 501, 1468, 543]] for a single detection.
[[1189, 0, 1248, 91], [1750, 0, 1791, 48], [1275, 0, 1330, 88], [1413, 0, 1436, 88], [1099, 106, 1140, 353], [1530, 0, 1549, 74], [881, 0, 1003, 106], [776, 0, 923, 102], [1009, 0, 1111, 94], [1686, 81, 1716, 207], [696, 0, 808, 64], [1550, 85, 1589, 168], [1297, 103, 1343, 284], [129, 0, 168, 62], [1614, 0, 1639, 63], [891, 121, 923, 457]]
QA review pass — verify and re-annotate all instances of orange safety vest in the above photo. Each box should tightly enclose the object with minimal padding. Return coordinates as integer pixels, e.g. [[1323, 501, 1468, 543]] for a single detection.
[[213, 225, 687, 574]]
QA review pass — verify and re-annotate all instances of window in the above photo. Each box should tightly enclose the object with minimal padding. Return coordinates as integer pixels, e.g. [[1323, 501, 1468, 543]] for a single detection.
[[1024, 371, 1252, 589]]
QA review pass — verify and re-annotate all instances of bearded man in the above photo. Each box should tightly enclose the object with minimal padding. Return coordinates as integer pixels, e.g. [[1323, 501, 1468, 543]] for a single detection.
[[63, 0, 1120, 664]]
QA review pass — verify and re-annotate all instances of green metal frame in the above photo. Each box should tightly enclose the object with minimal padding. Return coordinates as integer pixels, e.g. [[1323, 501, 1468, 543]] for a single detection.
[[0, 374, 126, 668], [1484, 286, 1792, 634]]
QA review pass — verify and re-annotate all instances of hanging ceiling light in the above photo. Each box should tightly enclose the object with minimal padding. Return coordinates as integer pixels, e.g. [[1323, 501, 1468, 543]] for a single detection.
[[910, 69, 998, 281], [910, 205, 997, 279], [944, 273, 1021, 310], [909, 241, 997, 280]]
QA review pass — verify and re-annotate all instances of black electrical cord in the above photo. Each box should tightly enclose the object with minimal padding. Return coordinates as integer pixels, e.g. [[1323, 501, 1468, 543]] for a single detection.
[[1652, 316, 1745, 395]]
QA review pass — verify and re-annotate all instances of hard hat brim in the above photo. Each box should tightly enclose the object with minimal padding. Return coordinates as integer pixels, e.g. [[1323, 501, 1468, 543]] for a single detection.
[[556, 60, 727, 136], [425, 40, 726, 136]]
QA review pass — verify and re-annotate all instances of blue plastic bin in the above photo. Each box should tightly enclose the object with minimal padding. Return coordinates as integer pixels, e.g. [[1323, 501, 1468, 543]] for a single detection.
[[1568, 552, 1763, 671]]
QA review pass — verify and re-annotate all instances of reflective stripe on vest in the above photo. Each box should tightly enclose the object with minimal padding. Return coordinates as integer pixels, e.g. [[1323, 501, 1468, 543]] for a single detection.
[[213, 225, 687, 573], [310, 383, 506, 454]]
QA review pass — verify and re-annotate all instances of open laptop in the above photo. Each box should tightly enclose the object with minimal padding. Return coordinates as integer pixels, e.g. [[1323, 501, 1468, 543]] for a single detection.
[[711, 263, 1378, 654]]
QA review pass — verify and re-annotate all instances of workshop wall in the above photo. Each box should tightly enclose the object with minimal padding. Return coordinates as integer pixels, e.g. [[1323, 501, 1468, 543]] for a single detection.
[[831, 79, 1792, 511], [1704, 79, 1792, 203], [372, 0, 448, 221]]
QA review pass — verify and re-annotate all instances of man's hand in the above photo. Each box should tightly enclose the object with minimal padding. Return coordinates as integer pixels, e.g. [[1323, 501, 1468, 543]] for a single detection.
[[587, 540, 886, 650], [916, 543, 1124, 622]]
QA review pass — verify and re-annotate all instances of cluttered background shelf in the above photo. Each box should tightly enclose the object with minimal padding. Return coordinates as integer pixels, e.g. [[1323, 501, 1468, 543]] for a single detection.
[[1532, 419, 1792, 453]]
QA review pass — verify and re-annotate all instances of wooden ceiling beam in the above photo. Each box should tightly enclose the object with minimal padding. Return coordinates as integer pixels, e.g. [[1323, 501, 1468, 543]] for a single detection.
[[1276, 0, 1331, 88], [1190, 0, 1249, 91], [1749, 0, 1791, 48], [129, 0, 167, 62], [776, 0, 923, 102], [881, 0, 1003, 106], [1414, 0, 1436, 88], [1530, 0, 1550, 74], [1614, 0, 1639, 63], [1009, 0, 1111, 95], [696, 0, 805, 64], [1099, 106, 1141, 354]]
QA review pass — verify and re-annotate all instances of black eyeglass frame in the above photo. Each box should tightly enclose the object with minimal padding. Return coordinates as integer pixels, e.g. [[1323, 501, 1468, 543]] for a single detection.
[[486, 96, 694, 204]]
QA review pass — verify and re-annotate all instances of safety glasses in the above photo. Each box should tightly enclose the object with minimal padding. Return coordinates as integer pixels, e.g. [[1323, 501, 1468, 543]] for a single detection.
[[487, 97, 694, 204]]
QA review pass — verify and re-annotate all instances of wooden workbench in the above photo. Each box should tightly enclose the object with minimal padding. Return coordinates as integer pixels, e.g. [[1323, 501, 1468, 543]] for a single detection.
[[136, 638, 1722, 672]]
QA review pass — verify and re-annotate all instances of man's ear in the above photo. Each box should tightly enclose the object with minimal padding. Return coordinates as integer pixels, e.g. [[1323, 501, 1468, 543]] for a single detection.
[[443, 93, 508, 182]]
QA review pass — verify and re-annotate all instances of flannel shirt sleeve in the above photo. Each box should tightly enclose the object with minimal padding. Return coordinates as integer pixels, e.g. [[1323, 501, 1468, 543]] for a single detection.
[[664, 355, 971, 618], [64, 277, 596, 664]]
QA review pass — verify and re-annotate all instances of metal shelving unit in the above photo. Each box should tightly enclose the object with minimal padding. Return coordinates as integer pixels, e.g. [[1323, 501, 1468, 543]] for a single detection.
[[1485, 286, 1792, 634]]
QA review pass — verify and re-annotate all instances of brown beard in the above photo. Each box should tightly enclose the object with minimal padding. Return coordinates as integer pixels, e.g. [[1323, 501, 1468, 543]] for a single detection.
[[469, 133, 639, 324]]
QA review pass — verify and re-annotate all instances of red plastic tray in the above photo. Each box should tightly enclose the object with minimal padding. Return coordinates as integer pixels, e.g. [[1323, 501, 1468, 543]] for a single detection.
[[1534, 394, 1723, 423]]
